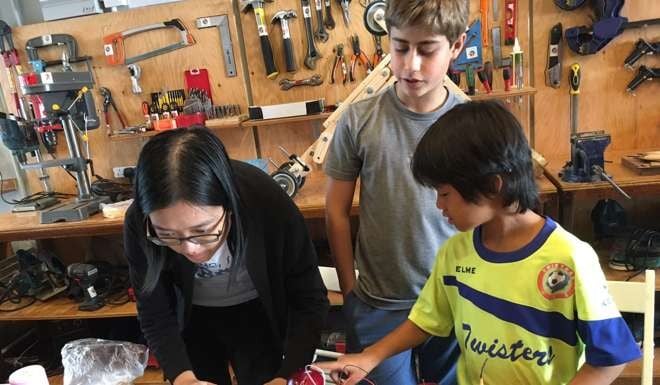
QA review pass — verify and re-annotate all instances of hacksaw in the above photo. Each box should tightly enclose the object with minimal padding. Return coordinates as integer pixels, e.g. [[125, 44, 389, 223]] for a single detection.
[[103, 18, 195, 65]]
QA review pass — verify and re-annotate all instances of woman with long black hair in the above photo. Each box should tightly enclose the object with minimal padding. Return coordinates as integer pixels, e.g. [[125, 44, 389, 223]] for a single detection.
[[123, 127, 329, 385]]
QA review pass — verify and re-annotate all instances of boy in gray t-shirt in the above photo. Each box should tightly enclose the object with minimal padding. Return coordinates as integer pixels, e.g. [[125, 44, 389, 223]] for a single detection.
[[324, 1, 469, 384]]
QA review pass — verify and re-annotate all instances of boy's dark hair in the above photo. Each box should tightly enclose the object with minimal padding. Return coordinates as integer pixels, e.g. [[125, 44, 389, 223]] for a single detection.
[[385, 0, 469, 44], [412, 100, 539, 213], [134, 126, 246, 293]]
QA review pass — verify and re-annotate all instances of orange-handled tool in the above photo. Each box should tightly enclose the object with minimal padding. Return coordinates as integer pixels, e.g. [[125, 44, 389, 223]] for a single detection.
[[481, 0, 489, 48]]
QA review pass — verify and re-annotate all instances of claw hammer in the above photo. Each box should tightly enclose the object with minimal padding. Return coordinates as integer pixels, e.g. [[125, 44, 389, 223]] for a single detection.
[[240, 0, 278, 79]]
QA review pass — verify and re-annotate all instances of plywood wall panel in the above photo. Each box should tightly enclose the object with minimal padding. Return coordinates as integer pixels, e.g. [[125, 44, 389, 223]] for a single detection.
[[532, 0, 660, 159], [1, 0, 255, 195], [240, 0, 389, 107]]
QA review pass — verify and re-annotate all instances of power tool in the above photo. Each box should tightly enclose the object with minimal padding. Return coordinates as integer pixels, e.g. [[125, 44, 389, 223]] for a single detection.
[[270, 146, 309, 198], [67, 263, 104, 311]]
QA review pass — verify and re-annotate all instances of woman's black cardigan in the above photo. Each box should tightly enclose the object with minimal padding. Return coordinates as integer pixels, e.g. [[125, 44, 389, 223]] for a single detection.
[[123, 161, 329, 382]]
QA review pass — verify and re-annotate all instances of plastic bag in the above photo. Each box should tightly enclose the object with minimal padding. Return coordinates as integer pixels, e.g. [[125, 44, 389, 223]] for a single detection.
[[101, 199, 133, 219], [61, 338, 148, 385]]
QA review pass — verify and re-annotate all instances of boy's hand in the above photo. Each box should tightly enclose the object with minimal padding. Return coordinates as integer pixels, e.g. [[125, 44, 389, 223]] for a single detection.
[[316, 353, 379, 385]]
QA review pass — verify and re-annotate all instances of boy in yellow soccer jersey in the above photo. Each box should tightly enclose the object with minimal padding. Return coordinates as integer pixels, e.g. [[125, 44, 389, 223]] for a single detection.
[[319, 101, 641, 385]]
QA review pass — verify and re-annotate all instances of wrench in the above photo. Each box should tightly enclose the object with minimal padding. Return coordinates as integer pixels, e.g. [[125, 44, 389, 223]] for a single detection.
[[279, 74, 323, 90], [314, 0, 329, 42], [324, 0, 335, 29], [301, 0, 322, 69]]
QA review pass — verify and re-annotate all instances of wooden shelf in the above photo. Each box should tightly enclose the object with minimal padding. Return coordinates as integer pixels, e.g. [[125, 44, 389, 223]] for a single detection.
[[48, 367, 166, 385], [0, 171, 558, 241], [0, 211, 124, 242], [600, 254, 660, 290], [469, 87, 537, 101], [0, 296, 137, 321], [108, 130, 160, 142], [241, 112, 332, 128], [107, 112, 327, 141]]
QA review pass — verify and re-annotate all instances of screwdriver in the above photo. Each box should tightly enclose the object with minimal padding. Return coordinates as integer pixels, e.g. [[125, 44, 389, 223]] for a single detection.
[[477, 66, 492, 94], [503, 66, 512, 92], [448, 71, 461, 87], [466, 64, 476, 95]]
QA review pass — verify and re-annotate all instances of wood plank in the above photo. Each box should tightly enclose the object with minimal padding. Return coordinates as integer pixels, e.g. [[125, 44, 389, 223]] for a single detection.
[[544, 149, 660, 193], [0, 284, 343, 322], [1, 0, 254, 195], [0, 211, 124, 242], [48, 367, 166, 385], [0, 171, 556, 241], [0, 296, 137, 321], [470, 87, 537, 101], [240, 0, 391, 108], [244, 112, 331, 128], [601, 255, 660, 291]]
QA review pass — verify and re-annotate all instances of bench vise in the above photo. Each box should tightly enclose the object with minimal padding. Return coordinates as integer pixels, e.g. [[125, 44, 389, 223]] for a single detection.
[[560, 131, 611, 183]]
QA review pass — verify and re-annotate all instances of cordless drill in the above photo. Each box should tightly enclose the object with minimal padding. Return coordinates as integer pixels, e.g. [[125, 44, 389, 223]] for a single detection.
[[67, 263, 104, 311]]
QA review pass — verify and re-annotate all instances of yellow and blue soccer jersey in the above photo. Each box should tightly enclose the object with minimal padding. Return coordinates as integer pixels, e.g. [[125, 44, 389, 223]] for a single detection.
[[409, 217, 641, 385]]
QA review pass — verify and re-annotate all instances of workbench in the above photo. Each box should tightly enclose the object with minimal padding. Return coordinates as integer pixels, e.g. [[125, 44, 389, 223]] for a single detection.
[[0, 171, 557, 384], [544, 149, 660, 231]]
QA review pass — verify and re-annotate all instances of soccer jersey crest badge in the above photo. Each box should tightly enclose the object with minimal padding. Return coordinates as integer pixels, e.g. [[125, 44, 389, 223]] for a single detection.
[[537, 263, 575, 299]]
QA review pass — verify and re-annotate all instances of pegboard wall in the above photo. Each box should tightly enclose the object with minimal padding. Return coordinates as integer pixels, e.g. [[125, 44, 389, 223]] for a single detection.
[[532, 0, 660, 159], [0, 0, 658, 195]]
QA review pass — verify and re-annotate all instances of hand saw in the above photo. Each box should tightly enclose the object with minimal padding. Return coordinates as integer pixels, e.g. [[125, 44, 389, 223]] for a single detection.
[[103, 18, 195, 65]]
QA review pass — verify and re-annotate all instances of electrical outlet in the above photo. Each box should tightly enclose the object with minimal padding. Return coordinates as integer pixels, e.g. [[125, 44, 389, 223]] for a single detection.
[[113, 166, 135, 178]]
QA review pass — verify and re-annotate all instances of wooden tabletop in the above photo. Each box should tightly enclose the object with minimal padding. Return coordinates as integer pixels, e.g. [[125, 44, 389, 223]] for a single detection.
[[48, 367, 165, 385], [0, 171, 556, 242], [0, 171, 353, 242], [544, 149, 660, 194], [0, 296, 138, 321]]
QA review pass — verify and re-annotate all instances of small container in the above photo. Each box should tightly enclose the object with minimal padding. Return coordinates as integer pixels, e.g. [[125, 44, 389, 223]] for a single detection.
[[8, 365, 49, 385], [511, 38, 524, 89]]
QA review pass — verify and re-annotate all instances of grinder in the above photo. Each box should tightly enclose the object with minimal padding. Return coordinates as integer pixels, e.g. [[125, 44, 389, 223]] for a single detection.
[[67, 263, 104, 311]]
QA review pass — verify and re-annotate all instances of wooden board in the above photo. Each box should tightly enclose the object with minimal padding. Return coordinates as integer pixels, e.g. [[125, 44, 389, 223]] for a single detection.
[[0, 0, 256, 195], [48, 368, 166, 385], [239, 0, 391, 107], [531, 0, 660, 159], [622, 155, 660, 176]]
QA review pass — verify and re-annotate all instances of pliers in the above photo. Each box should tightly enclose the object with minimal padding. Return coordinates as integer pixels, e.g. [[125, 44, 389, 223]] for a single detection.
[[331, 44, 347, 84], [349, 35, 373, 82], [372, 35, 385, 66], [99, 87, 127, 135]]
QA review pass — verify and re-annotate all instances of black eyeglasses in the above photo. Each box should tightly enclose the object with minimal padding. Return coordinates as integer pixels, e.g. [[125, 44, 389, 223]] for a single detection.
[[146, 210, 230, 247]]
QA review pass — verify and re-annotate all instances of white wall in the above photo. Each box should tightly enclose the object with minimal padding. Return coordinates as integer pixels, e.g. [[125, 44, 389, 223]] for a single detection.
[[0, 0, 44, 26]]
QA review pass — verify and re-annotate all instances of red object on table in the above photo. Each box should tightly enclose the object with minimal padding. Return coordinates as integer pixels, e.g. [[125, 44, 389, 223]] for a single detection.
[[288, 367, 324, 385], [175, 112, 206, 128]]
